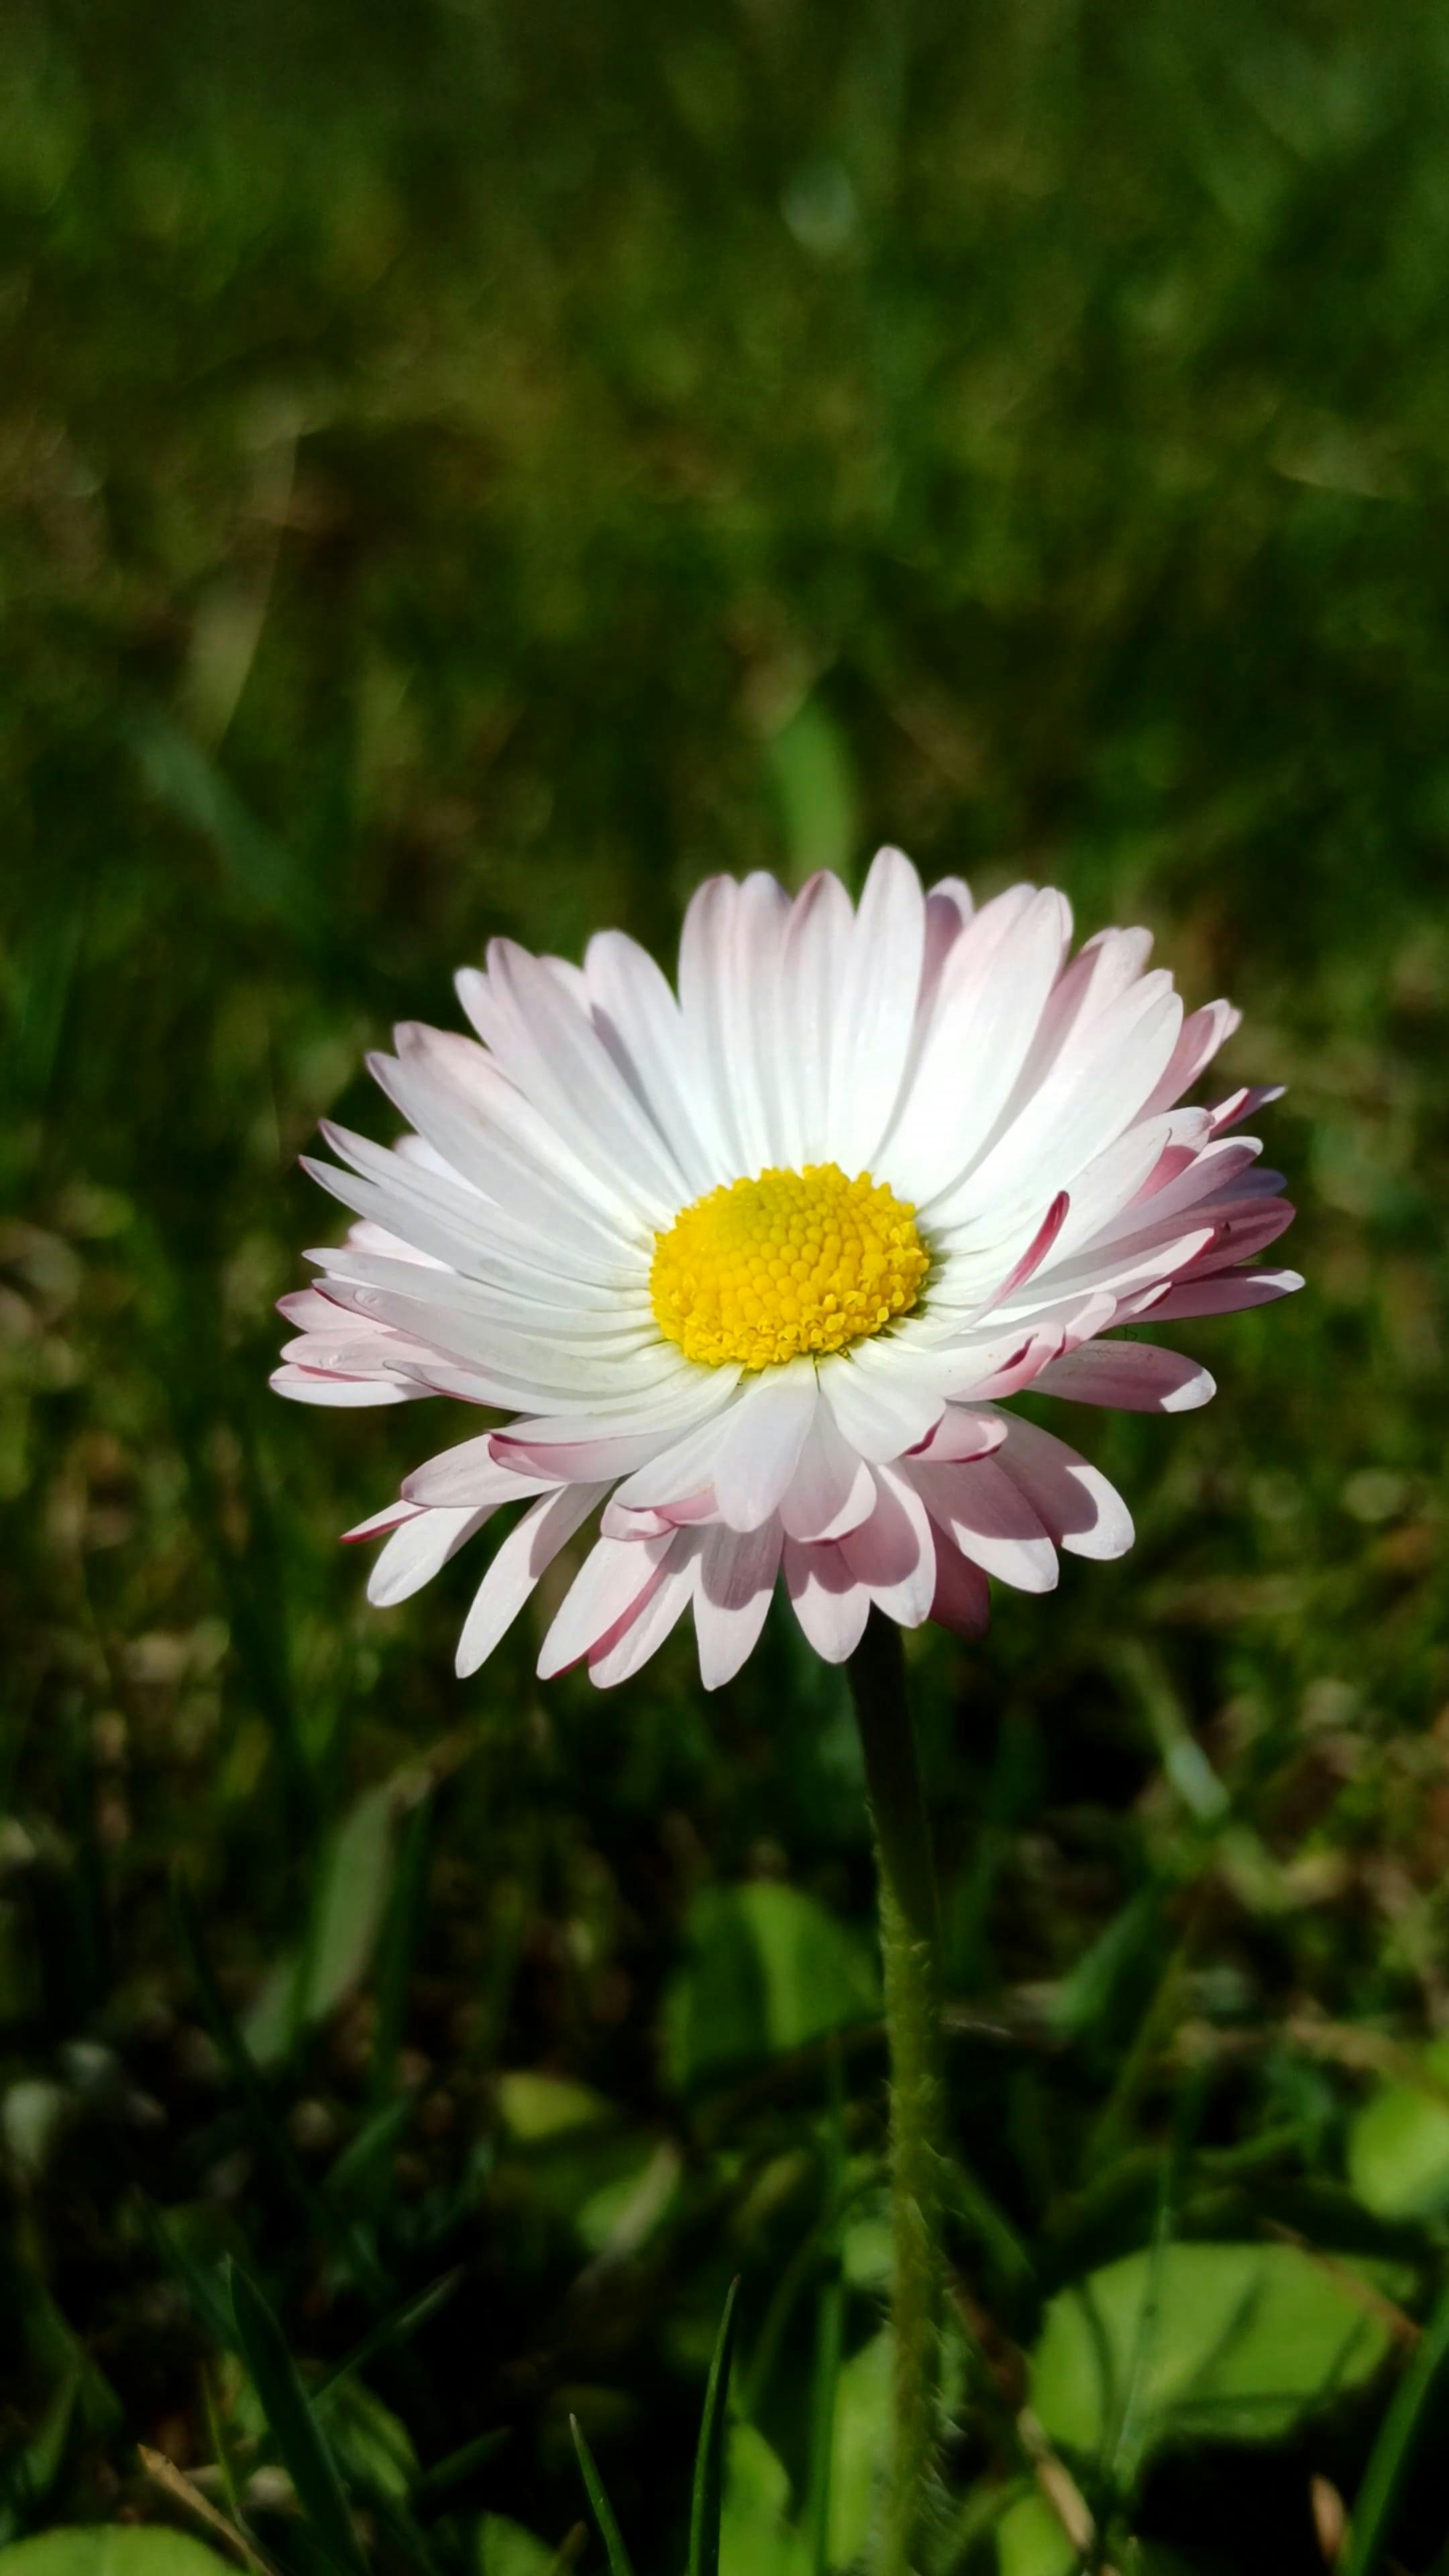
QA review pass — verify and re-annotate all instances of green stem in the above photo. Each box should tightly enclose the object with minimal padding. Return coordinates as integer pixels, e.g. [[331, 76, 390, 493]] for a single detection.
[[848, 1613, 944, 2576]]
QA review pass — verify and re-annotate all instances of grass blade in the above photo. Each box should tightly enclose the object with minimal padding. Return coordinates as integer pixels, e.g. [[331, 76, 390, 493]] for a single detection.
[[688, 2277, 741, 2576], [230, 2265, 369, 2576], [314, 2268, 463, 2400], [173, 1870, 389, 2305], [1343, 2273, 1449, 2576], [570, 2415, 637, 2576]]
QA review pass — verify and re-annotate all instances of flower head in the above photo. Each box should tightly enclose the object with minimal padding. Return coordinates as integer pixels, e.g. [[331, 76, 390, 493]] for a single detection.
[[274, 853, 1299, 1687]]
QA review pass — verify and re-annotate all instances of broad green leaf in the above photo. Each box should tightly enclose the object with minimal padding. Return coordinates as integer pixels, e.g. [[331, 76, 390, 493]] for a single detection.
[[840, 2210, 892, 2294], [996, 2493, 1077, 2576], [495, 2073, 616, 2142], [1, 2080, 68, 2179], [663, 1884, 879, 2094], [0, 2538, 229, 2575], [1031, 2243, 1399, 2465], [319, 2375, 419, 2503], [827, 2330, 891, 2571], [574, 2139, 681, 2260], [476, 2515, 557, 2576], [496, 2088, 674, 2257], [720, 2426, 808, 2576], [245, 1786, 394, 2065], [1348, 2039, 1449, 2219]]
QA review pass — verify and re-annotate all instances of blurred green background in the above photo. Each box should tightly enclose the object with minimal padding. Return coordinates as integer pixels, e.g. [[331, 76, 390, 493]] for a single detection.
[[3, 1, 1448, 2569]]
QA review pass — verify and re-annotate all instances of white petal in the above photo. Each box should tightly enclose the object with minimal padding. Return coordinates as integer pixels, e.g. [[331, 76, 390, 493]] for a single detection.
[[710, 1362, 818, 1532], [677, 873, 790, 1177], [312, 1234, 646, 1324], [460, 940, 690, 1216], [828, 848, 928, 1172], [492, 1367, 742, 1478], [821, 1340, 946, 1463], [271, 1363, 420, 1407], [885, 888, 1070, 1203], [301, 1146, 506, 1283], [585, 929, 729, 1194], [937, 985, 1185, 1234], [1044, 1122, 1179, 1265], [323, 1279, 674, 1404], [784, 1539, 871, 1662], [937, 1326, 1065, 1404], [779, 1403, 877, 1540], [694, 1520, 784, 1688], [455, 1481, 609, 1676], [1009, 924, 1155, 1102], [368, 1053, 650, 1254], [311, 1128, 635, 1289], [609, 1409, 737, 1514], [777, 871, 855, 1163]]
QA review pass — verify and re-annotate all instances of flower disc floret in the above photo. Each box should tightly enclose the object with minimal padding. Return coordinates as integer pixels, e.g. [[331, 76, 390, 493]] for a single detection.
[[649, 1161, 930, 1371]]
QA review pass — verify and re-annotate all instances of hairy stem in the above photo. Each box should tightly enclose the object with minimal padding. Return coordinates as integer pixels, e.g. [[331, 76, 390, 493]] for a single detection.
[[847, 1613, 944, 2576]]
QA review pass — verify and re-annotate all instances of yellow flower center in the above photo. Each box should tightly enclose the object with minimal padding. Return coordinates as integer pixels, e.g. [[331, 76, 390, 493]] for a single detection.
[[649, 1162, 928, 1372]]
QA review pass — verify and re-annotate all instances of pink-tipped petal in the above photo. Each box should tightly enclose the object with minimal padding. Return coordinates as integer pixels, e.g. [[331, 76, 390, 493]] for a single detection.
[[588, 1535, 700, 1686], [343, 1499, 421, 1542], [976, 1191, 1070, 1313], [537, 1523, 677, 1679], [458, 1482, 610, 1677], [1210, 1083, 1285, 1134], [694, 1520, 784, 1688], [1141, 1266, 1304, 1320], [404, 1436, 557, 1509], [911, 1456, 1059, 1594], [941, 1328, 1065, 1405], [840, 1468, 936, 1627], [784, 1539, 872, 1663], [994, 1415, 1134, 1561], [1033, 1341, 1216, 1413], [929, 1532, 992, 1638], [910, 1406, 1008, 1463], [368, 1503, 496, 1607], [1138, 998, 1242, 1118]]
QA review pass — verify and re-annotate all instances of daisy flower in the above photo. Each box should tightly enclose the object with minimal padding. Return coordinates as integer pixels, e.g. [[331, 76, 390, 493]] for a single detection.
[[273, 852, 1298, 1689]]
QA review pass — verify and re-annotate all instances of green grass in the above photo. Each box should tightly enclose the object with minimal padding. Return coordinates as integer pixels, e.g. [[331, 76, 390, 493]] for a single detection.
[[3, 1, 1449, 2569]]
